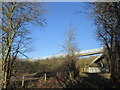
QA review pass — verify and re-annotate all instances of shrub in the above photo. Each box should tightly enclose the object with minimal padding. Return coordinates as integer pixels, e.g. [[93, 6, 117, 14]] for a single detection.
[[56, 56, 80, 88]]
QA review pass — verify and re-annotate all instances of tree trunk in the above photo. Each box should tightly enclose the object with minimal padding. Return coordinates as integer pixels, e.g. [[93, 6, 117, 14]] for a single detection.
[[2, 65, 8, 88], [2, 55, 11, 88]]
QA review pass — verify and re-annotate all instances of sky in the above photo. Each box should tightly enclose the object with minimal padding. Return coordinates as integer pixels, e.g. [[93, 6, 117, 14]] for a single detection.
[[24, 2, 101, 59]]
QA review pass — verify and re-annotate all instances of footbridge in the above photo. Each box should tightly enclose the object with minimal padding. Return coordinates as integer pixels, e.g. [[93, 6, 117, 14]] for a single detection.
[[32, 47, 104, 60]]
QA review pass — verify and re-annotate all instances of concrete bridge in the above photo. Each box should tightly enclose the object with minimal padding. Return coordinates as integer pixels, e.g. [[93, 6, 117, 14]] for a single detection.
[[32, 47, 104, 60]]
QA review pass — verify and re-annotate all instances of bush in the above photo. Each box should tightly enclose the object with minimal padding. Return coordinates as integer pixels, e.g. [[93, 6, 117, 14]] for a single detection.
[[56, 56, 80, 88]]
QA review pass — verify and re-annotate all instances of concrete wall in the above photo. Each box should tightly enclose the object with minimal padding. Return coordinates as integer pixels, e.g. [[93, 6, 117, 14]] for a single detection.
[[87, 67, 101, 73]]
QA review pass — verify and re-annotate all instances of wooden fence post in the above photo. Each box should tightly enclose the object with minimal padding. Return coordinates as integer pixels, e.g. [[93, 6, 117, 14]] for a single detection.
[[44, 73, 46, 81], [22, 76, 25, 88]]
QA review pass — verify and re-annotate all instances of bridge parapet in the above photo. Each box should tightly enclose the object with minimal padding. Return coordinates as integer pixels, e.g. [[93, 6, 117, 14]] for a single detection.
[[79, 48, 103, 54]]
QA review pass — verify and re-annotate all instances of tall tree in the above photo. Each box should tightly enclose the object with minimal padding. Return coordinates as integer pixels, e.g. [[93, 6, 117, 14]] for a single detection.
[[57, 25, 80, 88], [64, 25, 80, 79], [1, 2, 46, 88], [90, 2, 120, 84]]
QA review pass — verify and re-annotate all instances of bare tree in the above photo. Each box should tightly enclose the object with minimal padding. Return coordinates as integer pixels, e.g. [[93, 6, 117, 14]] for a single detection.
[[1, 2, 46, 88], [56, 25, 80, 88], [62, 25, 80, 56], [90, 2, 120, 84]]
